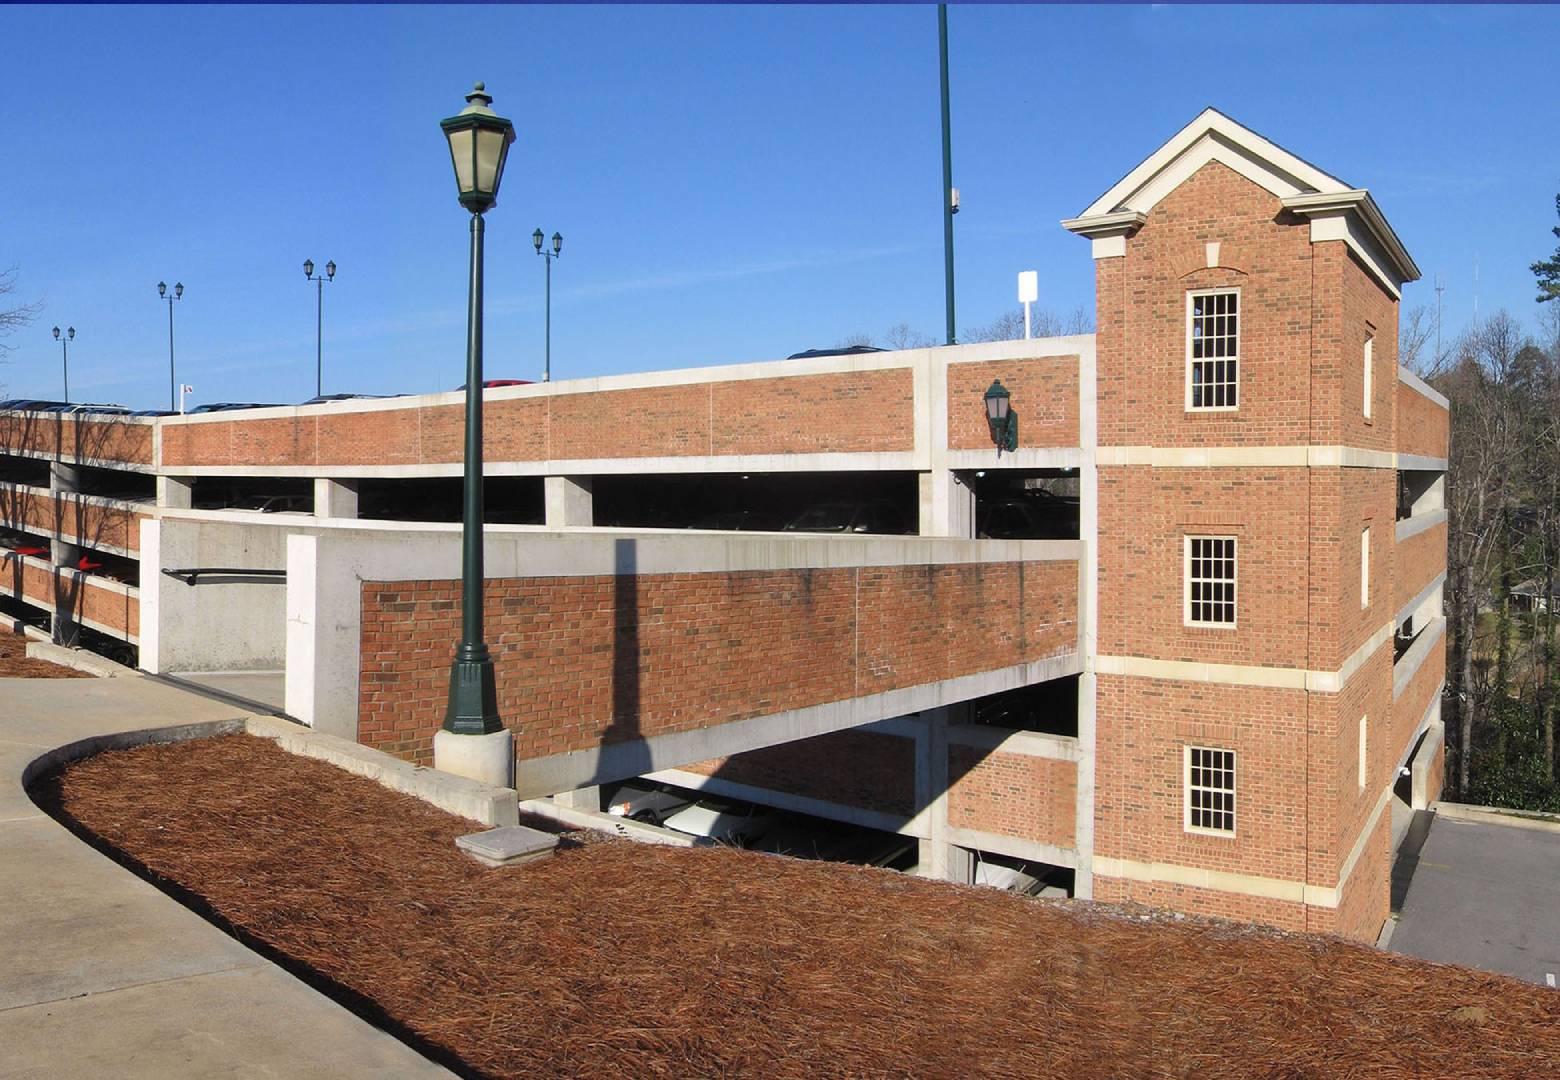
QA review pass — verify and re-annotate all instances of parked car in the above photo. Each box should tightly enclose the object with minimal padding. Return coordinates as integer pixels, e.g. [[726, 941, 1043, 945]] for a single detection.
[[602, 781, 695, 827], [785, 346, 886, 360], [131, 409, 178, 417], [231, 494, 312, 514], [301, 393, 405, 405], [187, 402, 290, 414], [976, 493, 1079, 540], [784, 500, 913, 535], [661, 797, 778, 846], [688, 509, 786, 532], [453, 379, 534, 390]]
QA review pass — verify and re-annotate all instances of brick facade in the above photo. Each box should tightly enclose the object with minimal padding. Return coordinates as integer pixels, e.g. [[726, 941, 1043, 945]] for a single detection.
[[359, 559, 1078, 766], [947, 746, 1076, 848], [946, 355, 1080, 450]]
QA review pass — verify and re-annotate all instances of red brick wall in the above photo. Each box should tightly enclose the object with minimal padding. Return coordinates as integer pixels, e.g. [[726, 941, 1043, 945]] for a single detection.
[[680, 730, 917, 817], [946, 356, 1080, 450], [1331, 809, 1390, 943], [1093, 876, 1312, 933], [947, 746, 1076, 847], [1336, 468, 1396, 664], [1337, 248, 1401, 455], [1096, 466, 1316, 669], [1329, 646, 1393, 868], [77, 579, 138, 639], [1097, 162, 1318, 449], [359, 558, 1078, 766], [0, 414, 153, 467], [1394, 522, 1447, 613], [1093, 673, 1325, 885], [1397, 381, 1449, 459], [159, 369, 916, 469], [2, 491, 143, 555]]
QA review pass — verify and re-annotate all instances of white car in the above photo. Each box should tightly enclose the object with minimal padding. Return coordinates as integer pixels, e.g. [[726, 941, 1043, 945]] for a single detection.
[[661, 798, 777, 846]]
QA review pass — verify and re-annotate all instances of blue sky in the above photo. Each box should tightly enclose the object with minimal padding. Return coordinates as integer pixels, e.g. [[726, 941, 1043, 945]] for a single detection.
[[2, 4, 1557, 409]]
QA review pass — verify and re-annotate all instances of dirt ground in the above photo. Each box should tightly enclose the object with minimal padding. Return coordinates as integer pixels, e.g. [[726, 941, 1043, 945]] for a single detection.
[[0, 629, 91, 678], [39, 734, 1560, 1079]]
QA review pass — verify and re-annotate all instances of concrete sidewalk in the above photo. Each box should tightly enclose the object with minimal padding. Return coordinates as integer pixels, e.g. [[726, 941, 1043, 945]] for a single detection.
[[0, 675, 452, 1078]]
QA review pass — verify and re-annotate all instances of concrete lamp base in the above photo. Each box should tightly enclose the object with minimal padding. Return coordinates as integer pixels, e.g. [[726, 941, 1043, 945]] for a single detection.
[[433, 727, 514, 789]]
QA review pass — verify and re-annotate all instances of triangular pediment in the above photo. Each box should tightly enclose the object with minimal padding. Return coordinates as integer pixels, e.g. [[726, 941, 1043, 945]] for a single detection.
[[1079, 108, 1350, 218]]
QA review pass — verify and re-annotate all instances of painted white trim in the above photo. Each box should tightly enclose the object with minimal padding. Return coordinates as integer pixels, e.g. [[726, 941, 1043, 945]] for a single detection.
[[1074, 109, 1348, 220], [1094, 445, 1435, 471], [1396, 508, 1447, 544], [1099, 619, 1394, 693], [1363, 337, 1374, 421], [1398, 366, 1449, 410], [1184, 288, 1241, 413], [1183, 534, 1238, 629], [1282, 190, 1421, 288], [1361, 527, 1371, 609], [1183, 744, 1238, 838], [945, 448, 1082, 471]]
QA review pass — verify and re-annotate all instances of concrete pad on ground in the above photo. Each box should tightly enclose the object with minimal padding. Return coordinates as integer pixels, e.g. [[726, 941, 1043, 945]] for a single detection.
[[0, 964, 449, 1079], [1390, 813, 1560, 986]]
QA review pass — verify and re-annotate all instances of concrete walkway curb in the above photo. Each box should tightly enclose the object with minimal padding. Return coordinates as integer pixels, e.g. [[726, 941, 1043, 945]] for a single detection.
[[0, 674, 454, 1078], [24, 641, 134, 678], [1433, 800, 1560, 835], [247, 714, 519, 827]]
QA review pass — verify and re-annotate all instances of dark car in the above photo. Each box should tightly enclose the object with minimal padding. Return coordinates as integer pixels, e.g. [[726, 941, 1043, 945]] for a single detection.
[[785, 345, 886, 360], [783, 500, 913, 535], [976, 494, 1079, 540], [132, 409, 178, 417], [301, 393, 404, 405], [453, 379, 534, 390], [187, 402, 290, 414]]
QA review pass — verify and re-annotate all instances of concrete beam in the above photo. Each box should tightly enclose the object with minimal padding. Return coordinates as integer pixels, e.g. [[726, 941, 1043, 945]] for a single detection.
[[156, 476, 194, 510]]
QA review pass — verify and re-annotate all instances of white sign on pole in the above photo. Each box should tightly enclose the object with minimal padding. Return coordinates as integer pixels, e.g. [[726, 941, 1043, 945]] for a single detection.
[[1018, 270, 1038, 339]]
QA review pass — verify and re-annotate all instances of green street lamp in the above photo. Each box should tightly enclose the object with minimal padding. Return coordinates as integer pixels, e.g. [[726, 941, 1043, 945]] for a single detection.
[[984, 379, 1018, 454], [532, 228, 562, 382], [157, 281, 183, 411], [51, 325, 75, 402], [439, 82, 514, 741], [303, 259, 336, 398]]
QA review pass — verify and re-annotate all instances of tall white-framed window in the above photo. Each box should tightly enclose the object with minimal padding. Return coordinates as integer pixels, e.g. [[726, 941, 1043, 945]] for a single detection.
[[1185, 535, 1237, 627], [1187, 289, 1240, 411], [1361, 527, 1371, 609], [1363, 336, 1374, 420], [1358, 715, 1369, 789], [1185, 745, 1237, 836]]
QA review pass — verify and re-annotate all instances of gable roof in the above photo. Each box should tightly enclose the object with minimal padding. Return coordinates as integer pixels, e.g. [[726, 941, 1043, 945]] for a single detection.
[[1061, 108, 1419, 296]]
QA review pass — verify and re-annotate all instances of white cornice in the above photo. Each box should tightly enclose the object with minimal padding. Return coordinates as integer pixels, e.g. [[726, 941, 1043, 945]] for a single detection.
[[1280, 190, 1421, 295]]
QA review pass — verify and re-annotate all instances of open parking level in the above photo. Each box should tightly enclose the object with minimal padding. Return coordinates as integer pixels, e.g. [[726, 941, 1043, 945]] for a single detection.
[[1389, 808, 1560, 987]]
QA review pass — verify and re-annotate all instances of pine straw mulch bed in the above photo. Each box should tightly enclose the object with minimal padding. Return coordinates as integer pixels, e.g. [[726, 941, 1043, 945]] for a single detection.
[[0, 629, 91, 678], [34, 734, 1560, 1080]]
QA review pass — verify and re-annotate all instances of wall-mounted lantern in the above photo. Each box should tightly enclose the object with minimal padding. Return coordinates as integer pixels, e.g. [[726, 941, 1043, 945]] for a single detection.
[[984, 378, 1018, 454]]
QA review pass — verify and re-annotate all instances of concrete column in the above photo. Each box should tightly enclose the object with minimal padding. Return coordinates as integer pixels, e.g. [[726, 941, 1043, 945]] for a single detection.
[[48, 463, 81, 645], [544, 475, 594, 528], [156, 475, 194, 510], [918, 469, 975, 538], [314, 477, 359, 520], [917, 705, 968, 882]]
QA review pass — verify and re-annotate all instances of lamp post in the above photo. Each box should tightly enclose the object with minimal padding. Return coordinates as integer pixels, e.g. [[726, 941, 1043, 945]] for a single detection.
[[532, 228, 562, 382], [303, 259, 336, 397], [434, 81, 515, 783], [157, 281, 183, 411], [51, 326, 74, 402]]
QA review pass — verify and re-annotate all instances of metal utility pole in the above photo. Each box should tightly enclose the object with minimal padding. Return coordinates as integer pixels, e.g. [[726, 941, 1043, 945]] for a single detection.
[[938, 3, 956, 346], [303, 260, 336, 398], [532, 229, 562, 382], [52, 326, 74, 402], [158, 281, 183, 410], [1435, 274, 1445, 366]]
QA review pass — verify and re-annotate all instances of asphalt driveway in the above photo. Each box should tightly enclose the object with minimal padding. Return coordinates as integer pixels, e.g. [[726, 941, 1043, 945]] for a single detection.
[[1390, 812, 1560, 987]]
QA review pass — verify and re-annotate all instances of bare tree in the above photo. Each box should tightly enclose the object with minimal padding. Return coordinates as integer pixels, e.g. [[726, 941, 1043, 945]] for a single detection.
[[1399, 305, 1437, 375], [882, 322, 936, 350], [962, 305, 1094, 344], [0, 266, 40, 363], [1443, 313, 1526, 794]]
